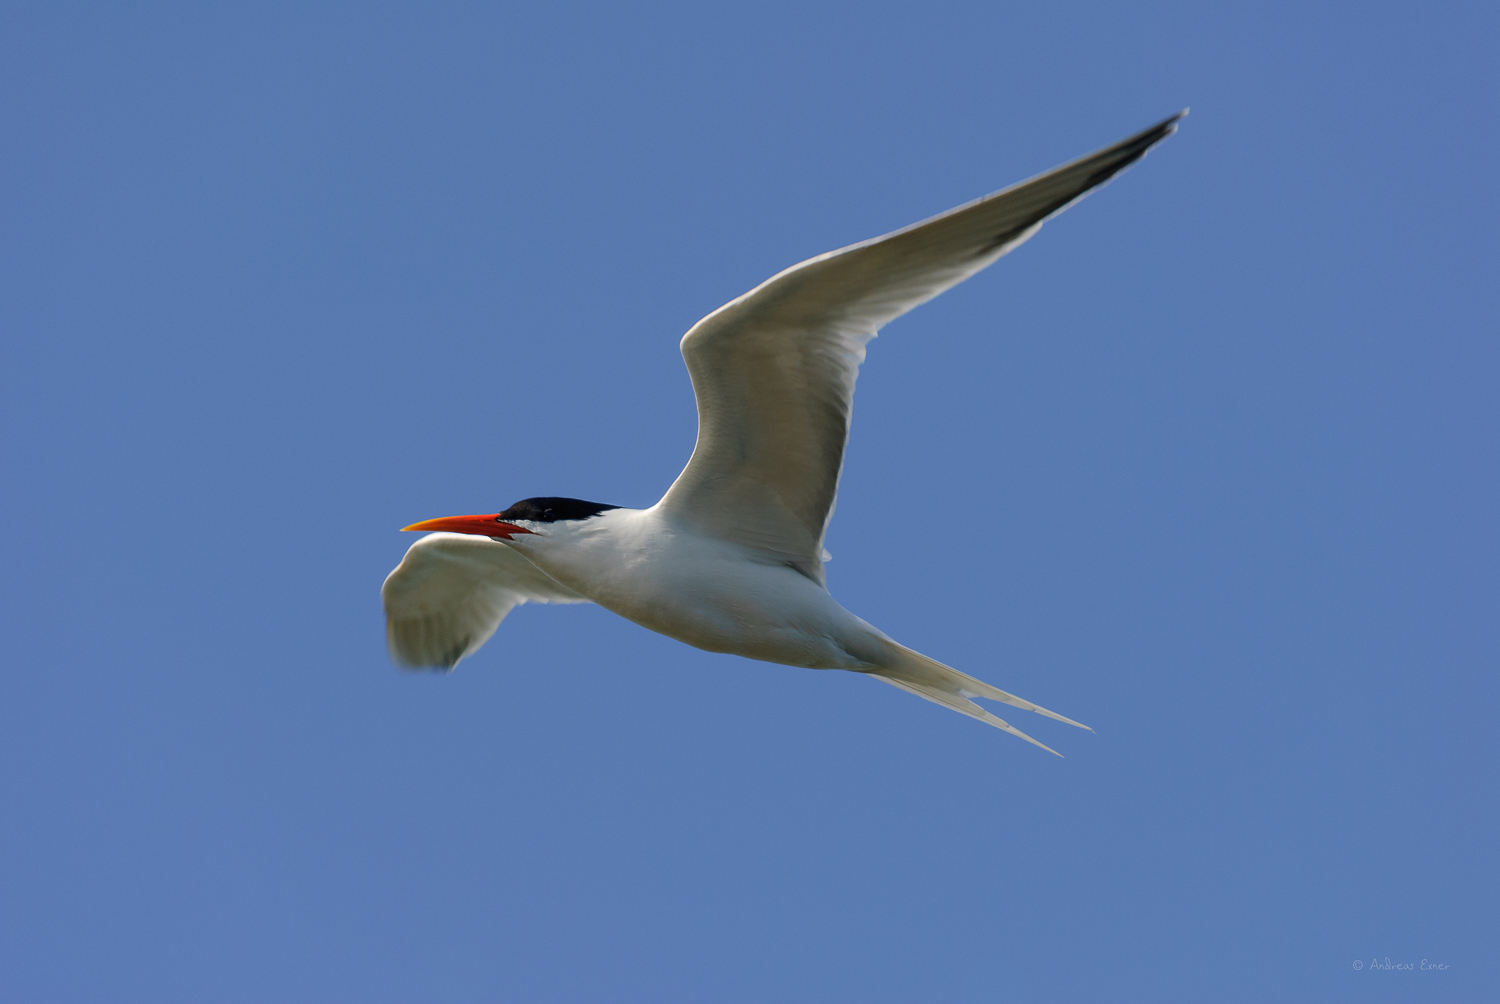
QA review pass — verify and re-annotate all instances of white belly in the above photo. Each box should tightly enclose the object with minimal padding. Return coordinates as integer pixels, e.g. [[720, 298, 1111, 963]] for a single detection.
[[506, 509, 884, 670]]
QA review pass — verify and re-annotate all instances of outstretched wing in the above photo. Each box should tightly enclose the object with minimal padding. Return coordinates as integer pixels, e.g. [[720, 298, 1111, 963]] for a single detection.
[[382, 532, 589, 670], [657, 113, 1184, 583]]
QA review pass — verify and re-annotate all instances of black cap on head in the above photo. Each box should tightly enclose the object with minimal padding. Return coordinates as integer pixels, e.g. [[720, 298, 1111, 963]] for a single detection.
[[498, 497, 620, 523]]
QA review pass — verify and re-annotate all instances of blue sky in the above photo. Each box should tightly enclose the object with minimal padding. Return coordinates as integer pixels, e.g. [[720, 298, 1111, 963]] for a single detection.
[[2, 2, 1495, 1001]]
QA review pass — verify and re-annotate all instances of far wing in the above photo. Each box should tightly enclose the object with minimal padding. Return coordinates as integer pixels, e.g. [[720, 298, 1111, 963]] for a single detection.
[[658, 113, 1184, 582], [382, 532, 589, 671]]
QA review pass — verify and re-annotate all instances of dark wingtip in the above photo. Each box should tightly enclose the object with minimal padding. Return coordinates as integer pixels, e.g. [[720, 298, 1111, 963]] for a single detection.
[[1120, 110, 1188, 154], [1074, 112, 1186, 191], [1142, 109, 1189, 143]]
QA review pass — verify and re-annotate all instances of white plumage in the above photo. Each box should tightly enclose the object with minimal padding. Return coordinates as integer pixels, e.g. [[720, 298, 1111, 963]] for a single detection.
[[383, 112, 1184, 753]]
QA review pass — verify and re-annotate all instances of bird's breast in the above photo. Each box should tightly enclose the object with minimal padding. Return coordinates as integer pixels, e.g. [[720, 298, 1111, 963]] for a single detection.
[[513, 515, 872, 670]]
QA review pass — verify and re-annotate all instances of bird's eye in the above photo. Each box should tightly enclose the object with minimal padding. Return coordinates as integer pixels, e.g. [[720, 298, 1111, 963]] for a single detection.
[[543, 509, 555, 519]]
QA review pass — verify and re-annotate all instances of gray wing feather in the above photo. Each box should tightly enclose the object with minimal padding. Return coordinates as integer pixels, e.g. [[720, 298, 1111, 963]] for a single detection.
[[382, 532, 588, 671], [658, 113, 1184, 581]]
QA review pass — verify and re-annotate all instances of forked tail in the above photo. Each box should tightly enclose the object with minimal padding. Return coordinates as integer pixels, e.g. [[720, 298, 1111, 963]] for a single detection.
[[870, 643, 1092, 756]]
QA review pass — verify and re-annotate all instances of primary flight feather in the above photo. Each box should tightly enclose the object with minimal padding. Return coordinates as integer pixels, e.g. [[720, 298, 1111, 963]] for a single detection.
[[383, 112, 1185, 754]]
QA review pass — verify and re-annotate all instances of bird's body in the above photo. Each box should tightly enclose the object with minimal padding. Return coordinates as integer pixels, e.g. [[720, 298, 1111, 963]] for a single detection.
[[507, 507, 882, 670], [383, 113, 1185, 753]]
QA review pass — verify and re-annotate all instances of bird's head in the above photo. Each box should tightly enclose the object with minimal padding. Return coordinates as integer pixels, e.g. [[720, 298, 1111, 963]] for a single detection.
[[402, 496, 621, 541]]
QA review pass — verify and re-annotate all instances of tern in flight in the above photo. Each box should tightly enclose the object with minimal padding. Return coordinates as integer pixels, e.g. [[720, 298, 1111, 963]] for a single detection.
[[384, 112, 1183, 754]]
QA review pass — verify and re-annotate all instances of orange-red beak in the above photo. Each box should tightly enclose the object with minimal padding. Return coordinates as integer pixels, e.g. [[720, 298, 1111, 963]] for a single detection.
[[401, 514, 535, 539]]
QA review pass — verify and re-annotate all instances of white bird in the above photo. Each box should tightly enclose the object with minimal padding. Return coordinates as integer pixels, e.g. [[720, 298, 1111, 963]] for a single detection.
[[383, 112, 1184, 754]]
